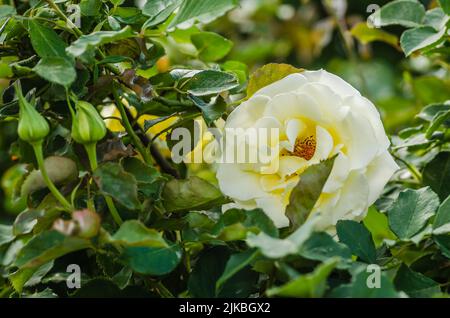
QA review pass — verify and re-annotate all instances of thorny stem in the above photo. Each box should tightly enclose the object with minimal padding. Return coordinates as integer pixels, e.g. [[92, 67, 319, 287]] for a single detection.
[[112, 82, 153, 165], [111, 83, 181, 178], [32, 142, 73, 212], [85, 142, 123, 226]]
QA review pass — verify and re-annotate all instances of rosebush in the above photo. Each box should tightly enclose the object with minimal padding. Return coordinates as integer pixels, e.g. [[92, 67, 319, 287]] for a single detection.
[[0, 0, 449, 298]]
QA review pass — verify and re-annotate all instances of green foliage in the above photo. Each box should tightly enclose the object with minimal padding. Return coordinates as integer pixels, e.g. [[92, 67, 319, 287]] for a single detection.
[[168, 0, 238, 29], [286, 156, 335, 230], [161, 176, 224, 212], [266, 258, 339, 298], [246, 63, 303, 97], [94, 162, 141, 210], [388, 187, 439, 240], [191, 32, 233, 62], [371, 0, 450, 56], [336, 220, 377, 263], [394, 264, 441, 297]]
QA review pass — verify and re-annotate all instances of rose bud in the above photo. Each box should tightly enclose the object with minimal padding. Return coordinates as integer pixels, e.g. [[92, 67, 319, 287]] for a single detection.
[[72, 209, 101, 239], [71, 100, 107, 145], [15, 83, 49, 145]]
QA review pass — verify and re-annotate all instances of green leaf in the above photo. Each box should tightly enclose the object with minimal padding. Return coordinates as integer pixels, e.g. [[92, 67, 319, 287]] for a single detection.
[[217, 268, 259, 298], [400, 26, 446, 57], [121, 244, 182, 276], [394, 264, 441, 297], [190, 208, 278, 242], [246, 215, 319, 259], [112, 266, 133, 289], [142, 0, 178, 17], [425, 110, 450, 139], [24, 287, 57, 298], [267, 258, 339, 298], [418, 103, 450, 122], [369, 0, 426, 28], [423, 8, 449, 31], [434, 235, 450, 258], [187, 246, 257, 297], [286, 156, 335, 230], [33, 57, 76, 87], [299, 232, 352, 268], [9, 261, 53, 293], [330, 269, 400, 298], [28, 20, 68, 58], [363, 207, 397, 247], [423, 152, 450, 201], [185, 70, 239, 96], [143, 114, 175, 133], [66, 26, 135, 58], [142, 0, 182, 29], [336, 220, 377, 263], [216, 249, 259, 291], [168, 0, 238, 29], [350, 22, 398, 47], [121, 157, 165, 198], [15, 230, 91, 268], [439, 0, 450, 14], [433, 195, 450, 233], [110, 220, 168, 248], [188, 246, 230, 297], [79, 0, 102, 16], [188, 94, 226, 125], [247, 63, 303, 97], [388, 187, 439, 240], [94, 162, 141, 210], [162, 176, 224, 213], [0, 224, 14, 246], [13, 209, 60, 236], [0, 5, 16, 18], [191, 32, 233, 62], [221, 60, 248, 84]]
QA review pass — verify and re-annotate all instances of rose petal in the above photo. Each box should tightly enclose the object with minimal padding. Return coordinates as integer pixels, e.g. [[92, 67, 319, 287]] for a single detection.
[[255, 195, 290, 228], [254, 73, 308, 97], [365, 151, 399, 204], [217, 164, 266, 201]]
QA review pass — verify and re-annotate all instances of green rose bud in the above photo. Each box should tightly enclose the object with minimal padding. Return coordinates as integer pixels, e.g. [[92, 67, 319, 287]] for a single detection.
[[71, 100, 107, 145], [15, 84, 50, 144]]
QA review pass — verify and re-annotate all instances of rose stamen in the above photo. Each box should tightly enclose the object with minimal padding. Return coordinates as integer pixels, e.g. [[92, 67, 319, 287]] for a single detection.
[[292, 135, 316, 160]]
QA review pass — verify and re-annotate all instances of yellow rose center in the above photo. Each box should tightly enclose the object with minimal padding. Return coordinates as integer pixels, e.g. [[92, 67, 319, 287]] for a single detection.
[[292, 135, 316, 160]]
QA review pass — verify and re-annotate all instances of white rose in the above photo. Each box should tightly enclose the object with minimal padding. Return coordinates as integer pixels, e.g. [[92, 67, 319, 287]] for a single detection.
[[216, 69, 399, 231]]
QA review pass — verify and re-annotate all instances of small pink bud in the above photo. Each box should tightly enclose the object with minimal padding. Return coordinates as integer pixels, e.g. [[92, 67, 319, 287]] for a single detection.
[[72, 209, 101, 239]]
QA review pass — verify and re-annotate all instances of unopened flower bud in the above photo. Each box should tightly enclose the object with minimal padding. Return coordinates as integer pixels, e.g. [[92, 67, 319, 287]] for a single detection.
[[72, 209, 101, 239], [15, 83, 49, 144], [71, 101, 107, 145]]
